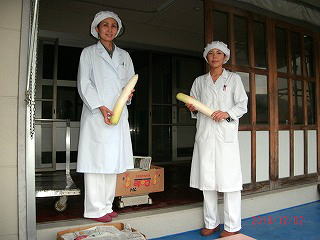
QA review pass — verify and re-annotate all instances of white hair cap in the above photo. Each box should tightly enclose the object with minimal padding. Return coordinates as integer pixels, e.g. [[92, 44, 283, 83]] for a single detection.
[[91, 11, 122, 39], [203, 41, 230, 64]]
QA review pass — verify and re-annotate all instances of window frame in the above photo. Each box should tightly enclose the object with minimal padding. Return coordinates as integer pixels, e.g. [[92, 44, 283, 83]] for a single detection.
[[205, 0, 319, 193]]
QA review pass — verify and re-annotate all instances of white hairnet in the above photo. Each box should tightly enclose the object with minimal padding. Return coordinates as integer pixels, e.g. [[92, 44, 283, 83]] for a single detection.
[[203, 41, 230, 64], [91, 11, 122, 39]]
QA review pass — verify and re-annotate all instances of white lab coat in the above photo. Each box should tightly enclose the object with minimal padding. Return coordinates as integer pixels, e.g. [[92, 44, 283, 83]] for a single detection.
[[77, 41, 135, 174], [189, 69, 248, 192]]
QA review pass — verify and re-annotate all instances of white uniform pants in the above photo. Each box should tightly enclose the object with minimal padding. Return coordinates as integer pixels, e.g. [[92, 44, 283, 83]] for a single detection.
[[84, 173, 117, 218], [203, 190, 241, 232]]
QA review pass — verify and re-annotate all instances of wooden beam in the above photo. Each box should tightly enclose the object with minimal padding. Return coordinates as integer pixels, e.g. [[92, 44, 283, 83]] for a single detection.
[[286, 29, 295, 178], [204, 0, 213, 44], [267, 18, 279, 186], [301, 33, 308, 175], [229, 13, 236, 67], [314, 32, 320, 177]]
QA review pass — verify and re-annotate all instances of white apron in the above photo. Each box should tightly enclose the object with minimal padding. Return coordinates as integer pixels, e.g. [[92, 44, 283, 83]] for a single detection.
[[77, 41, 135, 174], [189, 69, 248, 192]]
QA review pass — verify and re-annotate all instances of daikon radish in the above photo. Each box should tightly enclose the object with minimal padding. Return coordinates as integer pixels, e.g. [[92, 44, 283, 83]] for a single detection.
[[176, 93, 213, 117], [110, 74, 138, 125]]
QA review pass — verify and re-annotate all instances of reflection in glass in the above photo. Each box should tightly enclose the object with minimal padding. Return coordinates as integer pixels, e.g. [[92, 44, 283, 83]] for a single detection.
[[41, 125, 53, 164], [58, 46, 82, 81], [57, 87, 82, 121], [304, 35, 314, 77], [152, 105, 172, 124], [278, 78, 289, 124], [42, 44, 55, 79], [256, 75, 268, 124], [293, 80, 303, 124], [254, 21, 267, 68], [291, 32, 301, 75], [152, 126, 172, 162], [213, 10, 228, 44], [307, 81, 316, 125], [236, 72, 250, 124], [152, 54, 172, 104], [234, 16, 248, 66], [276, 28, 287, 73], [35, 124, 53, 167]]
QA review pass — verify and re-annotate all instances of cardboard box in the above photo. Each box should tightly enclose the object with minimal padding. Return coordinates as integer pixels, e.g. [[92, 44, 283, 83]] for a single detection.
[[115, 166, 164, 197], [56, 223, 146, 240]]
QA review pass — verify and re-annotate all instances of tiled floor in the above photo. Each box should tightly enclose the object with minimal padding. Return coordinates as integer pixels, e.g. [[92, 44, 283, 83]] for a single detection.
[[151, 201, 320, 240]]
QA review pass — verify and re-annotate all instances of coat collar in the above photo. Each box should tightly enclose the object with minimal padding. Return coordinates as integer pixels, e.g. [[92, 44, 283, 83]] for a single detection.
[[206, 68, 228, 82], [96, 41, 122, 72], [206, 68, 230, 91]]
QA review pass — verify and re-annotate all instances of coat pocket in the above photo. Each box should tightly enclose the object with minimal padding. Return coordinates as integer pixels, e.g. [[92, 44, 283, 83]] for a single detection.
[[116, 64, 127, 81], [221, 120, 237, 143], [88, 111, 113, 143]]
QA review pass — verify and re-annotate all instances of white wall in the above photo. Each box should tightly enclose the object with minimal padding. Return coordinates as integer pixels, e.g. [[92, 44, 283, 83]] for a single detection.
[[0, 0, 22, 239]]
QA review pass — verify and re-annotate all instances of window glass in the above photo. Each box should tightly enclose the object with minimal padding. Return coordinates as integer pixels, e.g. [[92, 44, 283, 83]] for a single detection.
[[42, 85, 53, 99], [234, 16, 249, 66], [152, 105, 172, 124], [307, 81, 316, 125], [152, 125, 172, 162], [293, 80, 303, 124], [42, 44, 54, 79], [254, 21, 267, 69], [255, 74, 268, 124], [276, 28, 287, 73], [129, 50, 149, 156], [213, 10, 228, 44], [177, 126, 196, 158], [237, 72, 250, 124], [152, 54, 172, 104], [57, 46, 82, 81], [41, 101, 52, 119], [36, 125, 53, 166], [304, 35, 314, 77], [176, 56, 203, 125], [57, 87, 82, 121], [177, 106, 195, 125], [176, 57, 203, 93], [291, 32, 302, 75], [278, 78, 289, 124]]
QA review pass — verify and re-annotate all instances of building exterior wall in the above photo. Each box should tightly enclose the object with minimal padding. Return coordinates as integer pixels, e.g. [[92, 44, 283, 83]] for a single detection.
[[0, 0, 22, 239]]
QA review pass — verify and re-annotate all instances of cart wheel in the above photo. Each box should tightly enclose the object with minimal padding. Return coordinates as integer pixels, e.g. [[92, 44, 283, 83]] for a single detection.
[[54, 196, 68, 212], [119, 201, 125, 208]]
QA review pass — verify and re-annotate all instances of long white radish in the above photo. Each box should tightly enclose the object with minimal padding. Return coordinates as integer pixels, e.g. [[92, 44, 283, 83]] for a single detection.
[[110, 74, 138, 125], [176, 93, 213, 117]]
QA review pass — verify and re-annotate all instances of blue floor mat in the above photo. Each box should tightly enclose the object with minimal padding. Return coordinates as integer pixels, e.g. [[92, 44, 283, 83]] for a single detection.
[[151, 201, 320, 240]]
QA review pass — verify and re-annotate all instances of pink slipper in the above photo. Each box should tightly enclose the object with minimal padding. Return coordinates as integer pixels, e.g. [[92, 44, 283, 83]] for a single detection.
[[108, 211, 118, 218], [89, 214, 112, 222]]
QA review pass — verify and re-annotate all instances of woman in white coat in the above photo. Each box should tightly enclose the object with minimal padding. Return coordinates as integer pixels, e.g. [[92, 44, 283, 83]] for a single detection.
[[77, 11, 135, 222], [186, 41, 248, 237]]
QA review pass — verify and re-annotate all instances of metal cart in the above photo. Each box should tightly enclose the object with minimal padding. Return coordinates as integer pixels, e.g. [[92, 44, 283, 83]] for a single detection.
[[35, 119, 80, 212]]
